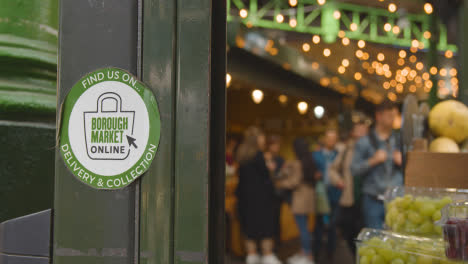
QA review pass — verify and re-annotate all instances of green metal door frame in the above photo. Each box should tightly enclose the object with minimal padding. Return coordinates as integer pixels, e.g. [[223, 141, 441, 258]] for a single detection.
[[54, 0, 226, 264]]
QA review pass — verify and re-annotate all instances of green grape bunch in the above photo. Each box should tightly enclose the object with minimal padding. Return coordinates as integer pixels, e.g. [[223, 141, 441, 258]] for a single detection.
[[385, 194, 453, 236], [357, 233, 463, 264]]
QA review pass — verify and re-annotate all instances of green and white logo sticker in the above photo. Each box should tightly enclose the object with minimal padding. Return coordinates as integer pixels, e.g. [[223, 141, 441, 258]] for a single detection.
[[59, 68, 160, 189]]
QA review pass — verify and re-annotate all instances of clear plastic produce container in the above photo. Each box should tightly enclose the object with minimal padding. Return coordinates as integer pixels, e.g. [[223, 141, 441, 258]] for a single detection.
[[438, 202, 468, 261], [356, 228, 463, 264], [384, 186, 468, 237]]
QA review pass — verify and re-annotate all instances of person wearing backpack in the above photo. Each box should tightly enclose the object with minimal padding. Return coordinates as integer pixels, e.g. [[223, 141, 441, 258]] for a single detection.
[[275, 138, 320, 264], [329, 118, 369, 255], [351, 101, 403, 229]]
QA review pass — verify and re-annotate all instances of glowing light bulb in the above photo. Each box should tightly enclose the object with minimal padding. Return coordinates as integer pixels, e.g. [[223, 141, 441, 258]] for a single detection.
[[342, 37, 350, 46], [422, 72, 430, 80], [440, 68, 447, 77], [350, 23, 358, 31], [289, 18, 297, 28], [317, 0, 326, 5], [252, 89, 264, 104], [338, 66, 346, 74], [323, 48, 331, 57], [396, 84, 403, 93], [226, 73, 232, 87], [383, 64, 390, 72], [354, 72, 362, 80], [399, 50, 407, 58], [240, 9, 248, 18], [342, 59, 350, 67], [276, 14, 284, 23], [298, 102, 308, 114], [388, 3, 397, 13], [384, 23, 392, 32], [302, 43, 310, 52], [383, 82, 390, 89], [450, 68, 457, 76], [397, 58, 405, 66], [412, 39, 419, 48], [358, 40, 366, 48], [430, 66, 437, 75], [333, 10, 341, 19], [424, 3, 433, 14], [392, 26, 400, 34], [314, 105, 325, 119], [278, 95, 288, 105], [423, 31, 431, 39], [289, 0, 298, 7], [416, 62, 424, 70], [377, 53, 385, 61], [312, 35, 321, 44], [445, 50, 453, 58]]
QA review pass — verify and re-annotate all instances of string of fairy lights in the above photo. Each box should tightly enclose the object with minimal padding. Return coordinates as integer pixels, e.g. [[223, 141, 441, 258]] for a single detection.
[[228, 0, 458, 114]]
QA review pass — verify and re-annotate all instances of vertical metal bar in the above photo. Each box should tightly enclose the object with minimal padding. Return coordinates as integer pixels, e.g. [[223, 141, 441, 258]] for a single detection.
[[209, 0, 226, 262], [438, 24, 448, 51], [173, 0, 217, 262], [250, 0, 258, 17], [134, 1, 143, 263], [139, 0, 178, 263], [53, 1, 138, 263], [297, 2, 305, 30], [370, 14, 377, 41]]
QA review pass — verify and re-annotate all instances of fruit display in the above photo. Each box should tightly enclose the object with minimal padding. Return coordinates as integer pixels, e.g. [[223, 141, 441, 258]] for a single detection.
[[384, 186, 468, 237], [429, 137, 460, 153], [439, 202, 468, 261], [356, 228, 463, 264], [429, 100, 468, 144]]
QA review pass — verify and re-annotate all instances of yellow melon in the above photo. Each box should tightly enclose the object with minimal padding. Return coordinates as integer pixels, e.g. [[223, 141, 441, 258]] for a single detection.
[[428, 100, 468, 142], [429, 137, 460, 153]]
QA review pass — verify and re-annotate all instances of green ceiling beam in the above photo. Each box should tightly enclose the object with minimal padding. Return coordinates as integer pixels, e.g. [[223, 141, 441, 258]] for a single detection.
[[228, 0, 457, 52]]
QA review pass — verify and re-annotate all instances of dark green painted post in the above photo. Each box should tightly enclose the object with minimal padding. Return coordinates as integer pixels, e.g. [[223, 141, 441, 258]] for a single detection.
[[140, 0, 226, 263], [54, 1, 139, 264], [55, 0, 225, 263], [0, 0, 58, 222]]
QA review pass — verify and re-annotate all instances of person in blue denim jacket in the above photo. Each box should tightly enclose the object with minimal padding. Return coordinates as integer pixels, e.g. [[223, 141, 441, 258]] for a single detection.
[[351, 101, 403, 229], [312, 129, 342, 261]]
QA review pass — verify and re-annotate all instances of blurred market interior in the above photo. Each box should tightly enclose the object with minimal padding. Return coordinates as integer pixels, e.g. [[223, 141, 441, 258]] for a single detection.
[[224, 0, 461, 263]]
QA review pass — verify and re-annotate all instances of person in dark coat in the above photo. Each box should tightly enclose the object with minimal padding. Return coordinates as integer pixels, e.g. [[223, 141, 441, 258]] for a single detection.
[[236, 127, 282, 264]]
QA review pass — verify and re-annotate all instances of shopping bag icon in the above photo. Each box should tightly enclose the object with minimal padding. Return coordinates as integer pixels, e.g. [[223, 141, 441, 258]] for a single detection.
[[84, 92, 135, 160]]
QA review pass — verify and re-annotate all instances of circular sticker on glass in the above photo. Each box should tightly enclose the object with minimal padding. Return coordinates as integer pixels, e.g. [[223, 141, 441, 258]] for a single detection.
[[59, 68, 160, 189]]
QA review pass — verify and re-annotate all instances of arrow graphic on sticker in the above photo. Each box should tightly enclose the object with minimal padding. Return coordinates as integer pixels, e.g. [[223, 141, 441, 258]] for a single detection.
[[126, 135, 138, 149]]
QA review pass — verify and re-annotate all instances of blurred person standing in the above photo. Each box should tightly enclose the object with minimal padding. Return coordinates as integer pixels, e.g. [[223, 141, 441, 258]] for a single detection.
[[236, 127, 283, 264], [266, 135, 285, 240], [351, 101, 403, 229], [275, 138, 319, 264], [312, 129, 341, 261], [329, 118, 369, 255]]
